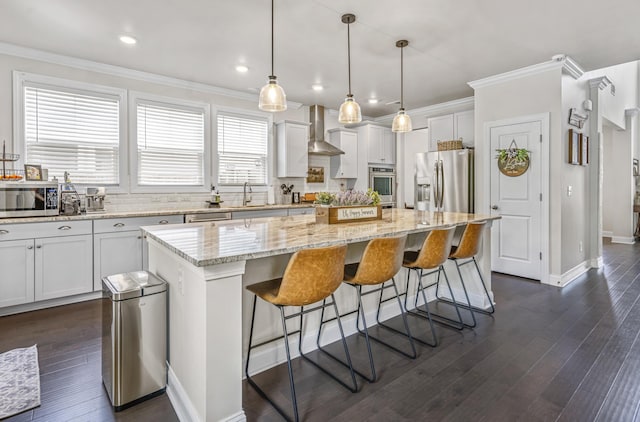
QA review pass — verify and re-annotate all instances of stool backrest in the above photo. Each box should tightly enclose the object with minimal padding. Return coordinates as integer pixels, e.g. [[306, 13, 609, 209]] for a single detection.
[[410, 226, 456, 269], [276, 244, 348, 305], [350, 235, 408, 285], [450, 221, 486, 259]]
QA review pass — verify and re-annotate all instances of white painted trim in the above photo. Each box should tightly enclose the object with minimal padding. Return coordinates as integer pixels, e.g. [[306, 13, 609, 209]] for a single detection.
[[374, 97, 475, 125], [601, 230, 613, 238], [167, 364, 205, 422], [482, 113, 550, 284], [545, 260, 591, 288], [591, 256, 604, 268], [558, 55, 585, 79], [589, 76, 615, 94], [0, 291, 102, 317], [0, 41, 302, 109], [611, 236, 635, 244]]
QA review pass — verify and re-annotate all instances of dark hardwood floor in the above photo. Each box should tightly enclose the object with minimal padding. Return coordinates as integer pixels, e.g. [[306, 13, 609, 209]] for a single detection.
[[2, 239, 640, 421]]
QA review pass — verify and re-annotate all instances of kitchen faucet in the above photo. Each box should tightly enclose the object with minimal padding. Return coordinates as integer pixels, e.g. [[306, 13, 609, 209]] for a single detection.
[[243, 182, 252, 206]]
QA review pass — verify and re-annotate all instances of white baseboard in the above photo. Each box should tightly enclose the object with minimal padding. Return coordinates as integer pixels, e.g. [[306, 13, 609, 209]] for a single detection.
[[591, 256, 603, 268], [611, 236, 635, 245], [167, 364, 204, 422], [0, 291, 102, 317], [602, 230, 613, 238], [545, 260, 591, 288]]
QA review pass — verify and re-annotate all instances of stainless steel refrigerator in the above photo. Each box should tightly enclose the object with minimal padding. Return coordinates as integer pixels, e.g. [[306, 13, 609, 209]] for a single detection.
[[415, 149, 474, 213]]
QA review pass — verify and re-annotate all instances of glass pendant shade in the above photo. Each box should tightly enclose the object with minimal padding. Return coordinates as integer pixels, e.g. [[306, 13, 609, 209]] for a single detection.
[[259, 76, 287, 112], [338, 95, 362, 124], [392, 108, 412, 132]]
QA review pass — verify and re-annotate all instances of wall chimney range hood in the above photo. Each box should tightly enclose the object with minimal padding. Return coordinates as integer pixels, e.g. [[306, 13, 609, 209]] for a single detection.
[[308, 105, 344, 156]]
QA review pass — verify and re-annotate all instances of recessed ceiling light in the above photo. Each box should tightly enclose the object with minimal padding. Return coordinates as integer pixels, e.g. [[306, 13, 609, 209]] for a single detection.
[[368, 98, 379, 104], [119, 35, 137, 45], [312, 84, 324, 92], [235, 65, 249, 73]]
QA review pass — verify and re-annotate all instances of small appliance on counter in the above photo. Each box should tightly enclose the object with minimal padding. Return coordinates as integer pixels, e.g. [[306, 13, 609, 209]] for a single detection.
[[59, 171, 82, 216], [0, 182, 59, 218], [86, 187, 106, 212]]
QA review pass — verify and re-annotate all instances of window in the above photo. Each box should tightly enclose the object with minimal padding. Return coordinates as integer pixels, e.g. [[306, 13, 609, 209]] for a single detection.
[[217, 112, 269, 185], [131, 93, 210, 191], [16, 72, 126, 185]]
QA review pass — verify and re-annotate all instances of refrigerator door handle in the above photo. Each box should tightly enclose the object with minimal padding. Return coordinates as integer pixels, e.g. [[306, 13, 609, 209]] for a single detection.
[[439, 160, 445, 209]]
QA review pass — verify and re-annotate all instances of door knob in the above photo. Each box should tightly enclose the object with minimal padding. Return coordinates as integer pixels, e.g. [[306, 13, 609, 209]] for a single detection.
[[491, 205, 499, 210]]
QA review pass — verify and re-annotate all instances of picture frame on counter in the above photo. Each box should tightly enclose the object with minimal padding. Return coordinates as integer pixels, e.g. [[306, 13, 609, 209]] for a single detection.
[[568, 129, 579, 165], [24, 164, 42, 181]]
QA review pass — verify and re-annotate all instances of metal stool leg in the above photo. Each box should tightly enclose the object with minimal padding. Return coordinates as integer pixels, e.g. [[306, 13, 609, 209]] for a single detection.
[[404, 268, 439, 347], [373, 278, 417, 358]]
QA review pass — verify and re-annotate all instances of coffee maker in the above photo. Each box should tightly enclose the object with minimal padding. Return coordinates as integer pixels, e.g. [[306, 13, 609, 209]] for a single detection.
[[59, 171, 82, 216], [86, 187, 106, 212]]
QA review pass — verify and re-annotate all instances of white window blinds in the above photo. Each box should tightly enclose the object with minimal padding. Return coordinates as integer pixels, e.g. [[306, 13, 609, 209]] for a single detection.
[[24, 85, 120, 184], [217, 113, 268, 185], [136, 102, 205, 186]]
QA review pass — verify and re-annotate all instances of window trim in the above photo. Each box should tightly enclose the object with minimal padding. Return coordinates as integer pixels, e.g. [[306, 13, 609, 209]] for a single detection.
[[214, 106, 273, 193], [13, 71, 128, 192], [129, 91, 211, 193]]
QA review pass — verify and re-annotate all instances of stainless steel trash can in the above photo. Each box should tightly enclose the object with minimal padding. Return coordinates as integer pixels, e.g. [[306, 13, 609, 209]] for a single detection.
[[102, 271, 167, 411]]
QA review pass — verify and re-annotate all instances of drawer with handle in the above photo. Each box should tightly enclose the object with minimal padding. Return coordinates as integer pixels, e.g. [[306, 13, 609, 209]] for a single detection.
[[93, 215, 183, 233], [0, 220, 92, 241]]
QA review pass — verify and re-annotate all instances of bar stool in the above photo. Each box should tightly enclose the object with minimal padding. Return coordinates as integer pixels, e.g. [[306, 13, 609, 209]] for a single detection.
[[435, 221, 495, 328], [244, 244, 357, 422], [317, 235, 415, 383], [402, 226, 463, 346]]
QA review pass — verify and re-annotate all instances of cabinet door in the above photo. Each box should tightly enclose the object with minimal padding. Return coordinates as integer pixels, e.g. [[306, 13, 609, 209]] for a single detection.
[[382, 129, 396, 164], [454, 110, 474, 146], [94, 231, 144, 291], [367, 126, 384, 163], [0, 239, 35, 308], [277, 122, 309, 178], [330, 130, 358, 178], [35, 235, 93, 301], [428, 114, 455, 151]]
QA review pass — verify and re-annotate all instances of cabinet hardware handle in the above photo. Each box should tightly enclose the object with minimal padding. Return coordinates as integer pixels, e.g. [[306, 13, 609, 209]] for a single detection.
[[27, 245, 33, 250], [0, 230, 8, 235], [58, 225, 72, 230], [36, 245, 42, 249], [159, 220, 169, 224], [491, 205, 499, 210], [113, 223, 126, 228], [137, 235, 142, 239]]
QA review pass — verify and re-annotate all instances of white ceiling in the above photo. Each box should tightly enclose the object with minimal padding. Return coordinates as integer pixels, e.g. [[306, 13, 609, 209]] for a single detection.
[[1, 0, 639, 117]]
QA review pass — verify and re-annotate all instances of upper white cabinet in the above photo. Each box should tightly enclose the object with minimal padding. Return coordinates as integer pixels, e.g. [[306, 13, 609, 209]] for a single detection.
[[428, 110, 474, 151], [328, 128, 358, 178], [352, 123, 395, 164], [276, 120, 310, 178]]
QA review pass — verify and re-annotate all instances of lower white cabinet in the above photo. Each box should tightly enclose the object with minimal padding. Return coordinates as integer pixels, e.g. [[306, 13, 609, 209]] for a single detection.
[[0, 239, 35, 307], [93, 231, 143, 291], [0, 220, 93, 308], [35, 235, 93, 301]]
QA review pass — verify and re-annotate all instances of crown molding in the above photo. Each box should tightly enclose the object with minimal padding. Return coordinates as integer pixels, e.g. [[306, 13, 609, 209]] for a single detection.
[[625, 107, 640, 117], [468, 55, 584, 90], [374, 96, 475, 125], [0, 42, 303, 109], [588, 76, 615, 95]]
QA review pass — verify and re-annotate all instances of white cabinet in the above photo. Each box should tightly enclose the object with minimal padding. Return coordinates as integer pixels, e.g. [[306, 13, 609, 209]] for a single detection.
[[35, 234, 93, 301], [0, 239, 34, 307], [288, 207, 314, 216], [428, 110, 474, 151], [0, 220, 93, 308], [93, 215, 183, 290], [276, 120, 310, 178], [231, 209, 288, 219], [362, 124, 395, 164], [328, 128, 358, 178]]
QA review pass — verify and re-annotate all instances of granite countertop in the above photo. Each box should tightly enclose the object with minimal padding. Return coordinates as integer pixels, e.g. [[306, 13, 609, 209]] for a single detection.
[[142, 209, 500, 267], [0, 203, 315, 224]]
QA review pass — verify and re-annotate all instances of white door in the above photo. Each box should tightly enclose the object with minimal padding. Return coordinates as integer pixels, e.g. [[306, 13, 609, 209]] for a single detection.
[[490, 119, 542, 280]]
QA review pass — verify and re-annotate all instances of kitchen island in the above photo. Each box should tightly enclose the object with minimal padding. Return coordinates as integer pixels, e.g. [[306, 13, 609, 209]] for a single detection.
[[142, 209, 499, 422]]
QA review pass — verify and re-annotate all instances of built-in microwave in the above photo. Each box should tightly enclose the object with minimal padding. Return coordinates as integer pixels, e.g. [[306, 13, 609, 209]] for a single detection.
[[369, 167, 396, 207], [0, 182, 59, 218]]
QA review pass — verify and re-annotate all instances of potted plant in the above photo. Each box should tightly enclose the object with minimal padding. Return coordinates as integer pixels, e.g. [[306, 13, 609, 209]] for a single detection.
[[315, 189, 383, 224]]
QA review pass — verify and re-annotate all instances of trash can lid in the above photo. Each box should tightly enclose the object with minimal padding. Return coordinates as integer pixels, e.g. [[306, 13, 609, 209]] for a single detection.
[[103, 271, 167, 301]]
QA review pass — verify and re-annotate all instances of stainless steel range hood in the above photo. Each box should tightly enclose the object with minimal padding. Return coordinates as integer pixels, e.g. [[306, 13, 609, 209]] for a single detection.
[[308, 105, 344, 156]]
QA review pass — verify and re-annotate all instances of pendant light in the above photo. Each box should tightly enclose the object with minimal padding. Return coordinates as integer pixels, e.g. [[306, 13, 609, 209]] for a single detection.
[[258, 0, 287, 112], [392, 40, 412, 133], [338, 14, 362, 124]]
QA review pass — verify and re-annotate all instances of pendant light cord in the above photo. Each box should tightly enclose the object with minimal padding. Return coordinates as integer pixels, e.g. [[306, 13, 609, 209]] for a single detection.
[[270, 0, 275, 78], [400, 45, 404, 109], [347, 22, 352, 96]]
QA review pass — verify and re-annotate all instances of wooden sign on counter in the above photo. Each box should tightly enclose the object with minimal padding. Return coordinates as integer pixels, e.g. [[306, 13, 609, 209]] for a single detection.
[[315, 205, 382, 224]]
